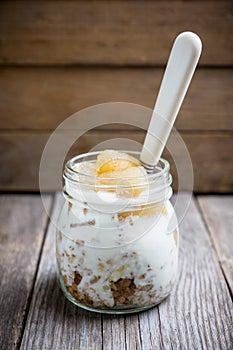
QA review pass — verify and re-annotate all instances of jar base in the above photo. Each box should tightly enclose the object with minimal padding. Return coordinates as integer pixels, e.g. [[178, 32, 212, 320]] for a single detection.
[[58, 274, 168, 315]]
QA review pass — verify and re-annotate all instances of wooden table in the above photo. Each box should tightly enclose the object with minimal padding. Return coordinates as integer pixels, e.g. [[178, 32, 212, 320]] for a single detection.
[[0, 193, 232, 350]]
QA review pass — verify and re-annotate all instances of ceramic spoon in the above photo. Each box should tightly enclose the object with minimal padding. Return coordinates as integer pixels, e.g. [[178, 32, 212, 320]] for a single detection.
[[140, 31, 202, 171]]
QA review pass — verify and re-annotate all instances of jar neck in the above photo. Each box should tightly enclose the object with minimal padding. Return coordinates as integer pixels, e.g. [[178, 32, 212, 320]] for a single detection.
[[63, 151, 172, 209]]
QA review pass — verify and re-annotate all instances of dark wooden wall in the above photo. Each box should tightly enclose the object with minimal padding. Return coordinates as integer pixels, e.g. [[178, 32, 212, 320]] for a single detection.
[[0, 1, 232, 192]]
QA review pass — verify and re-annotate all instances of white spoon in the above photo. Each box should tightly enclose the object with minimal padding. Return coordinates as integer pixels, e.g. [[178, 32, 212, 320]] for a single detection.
[[140, 31, 202, 170]]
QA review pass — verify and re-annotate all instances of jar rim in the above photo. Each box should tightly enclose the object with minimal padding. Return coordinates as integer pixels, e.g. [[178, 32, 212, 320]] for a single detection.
[[64, 150, 170, 187], [63, 151, 172, 208]]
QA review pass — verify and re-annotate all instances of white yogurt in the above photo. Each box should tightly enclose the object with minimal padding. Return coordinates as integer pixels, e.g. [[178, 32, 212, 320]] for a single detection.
[[57, 194, 178, 310]]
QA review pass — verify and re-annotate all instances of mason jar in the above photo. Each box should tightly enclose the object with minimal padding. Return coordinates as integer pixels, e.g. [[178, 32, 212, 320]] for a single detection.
[[56, 151, 179, 314]]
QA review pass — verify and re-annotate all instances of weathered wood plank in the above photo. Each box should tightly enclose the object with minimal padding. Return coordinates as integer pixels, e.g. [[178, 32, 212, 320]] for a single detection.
[[0, 194, 52, 350], [0, 1, 232, 65], [138, 309, 163, 350], [105, 301, 162, 349], [0, 131, 232, 192], [103, 314, 142, 350], [125, 315, 142, 349], [157, 194, 233, 349], [20, 193, 103, 350], [20, 193, 233, 349], [0, 67, 232, 130], [102, 315, 126, 350], [197, 196, 233, 295]]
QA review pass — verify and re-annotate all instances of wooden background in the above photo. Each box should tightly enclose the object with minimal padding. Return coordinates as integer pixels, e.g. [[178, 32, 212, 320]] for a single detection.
[[0, 0, 232, 192]]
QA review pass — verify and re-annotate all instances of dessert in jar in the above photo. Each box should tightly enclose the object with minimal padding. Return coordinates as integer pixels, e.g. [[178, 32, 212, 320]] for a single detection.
[[56, 150, 179, 314]]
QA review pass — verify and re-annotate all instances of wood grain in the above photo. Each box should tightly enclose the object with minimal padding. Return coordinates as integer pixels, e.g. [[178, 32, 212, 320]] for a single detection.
[[0, 1, 232, 65], [20, 193, 233, 349], [197, 196, 233, 295], [0, 195, 52, 350], [138, 309, 163, 350], [102, 315, 126, 349], [157, 194, 233, 349], [20, 193, 103, 350], [0, 131, 232, 192], [0, 67, 232, 131]]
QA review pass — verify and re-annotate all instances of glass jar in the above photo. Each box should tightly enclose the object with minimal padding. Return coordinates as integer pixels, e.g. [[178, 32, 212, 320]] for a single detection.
[[56, 151, 179, 314]]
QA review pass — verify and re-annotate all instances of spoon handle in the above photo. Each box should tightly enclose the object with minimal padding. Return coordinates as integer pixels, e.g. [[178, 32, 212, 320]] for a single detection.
[[140, 31, 202, 167]]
